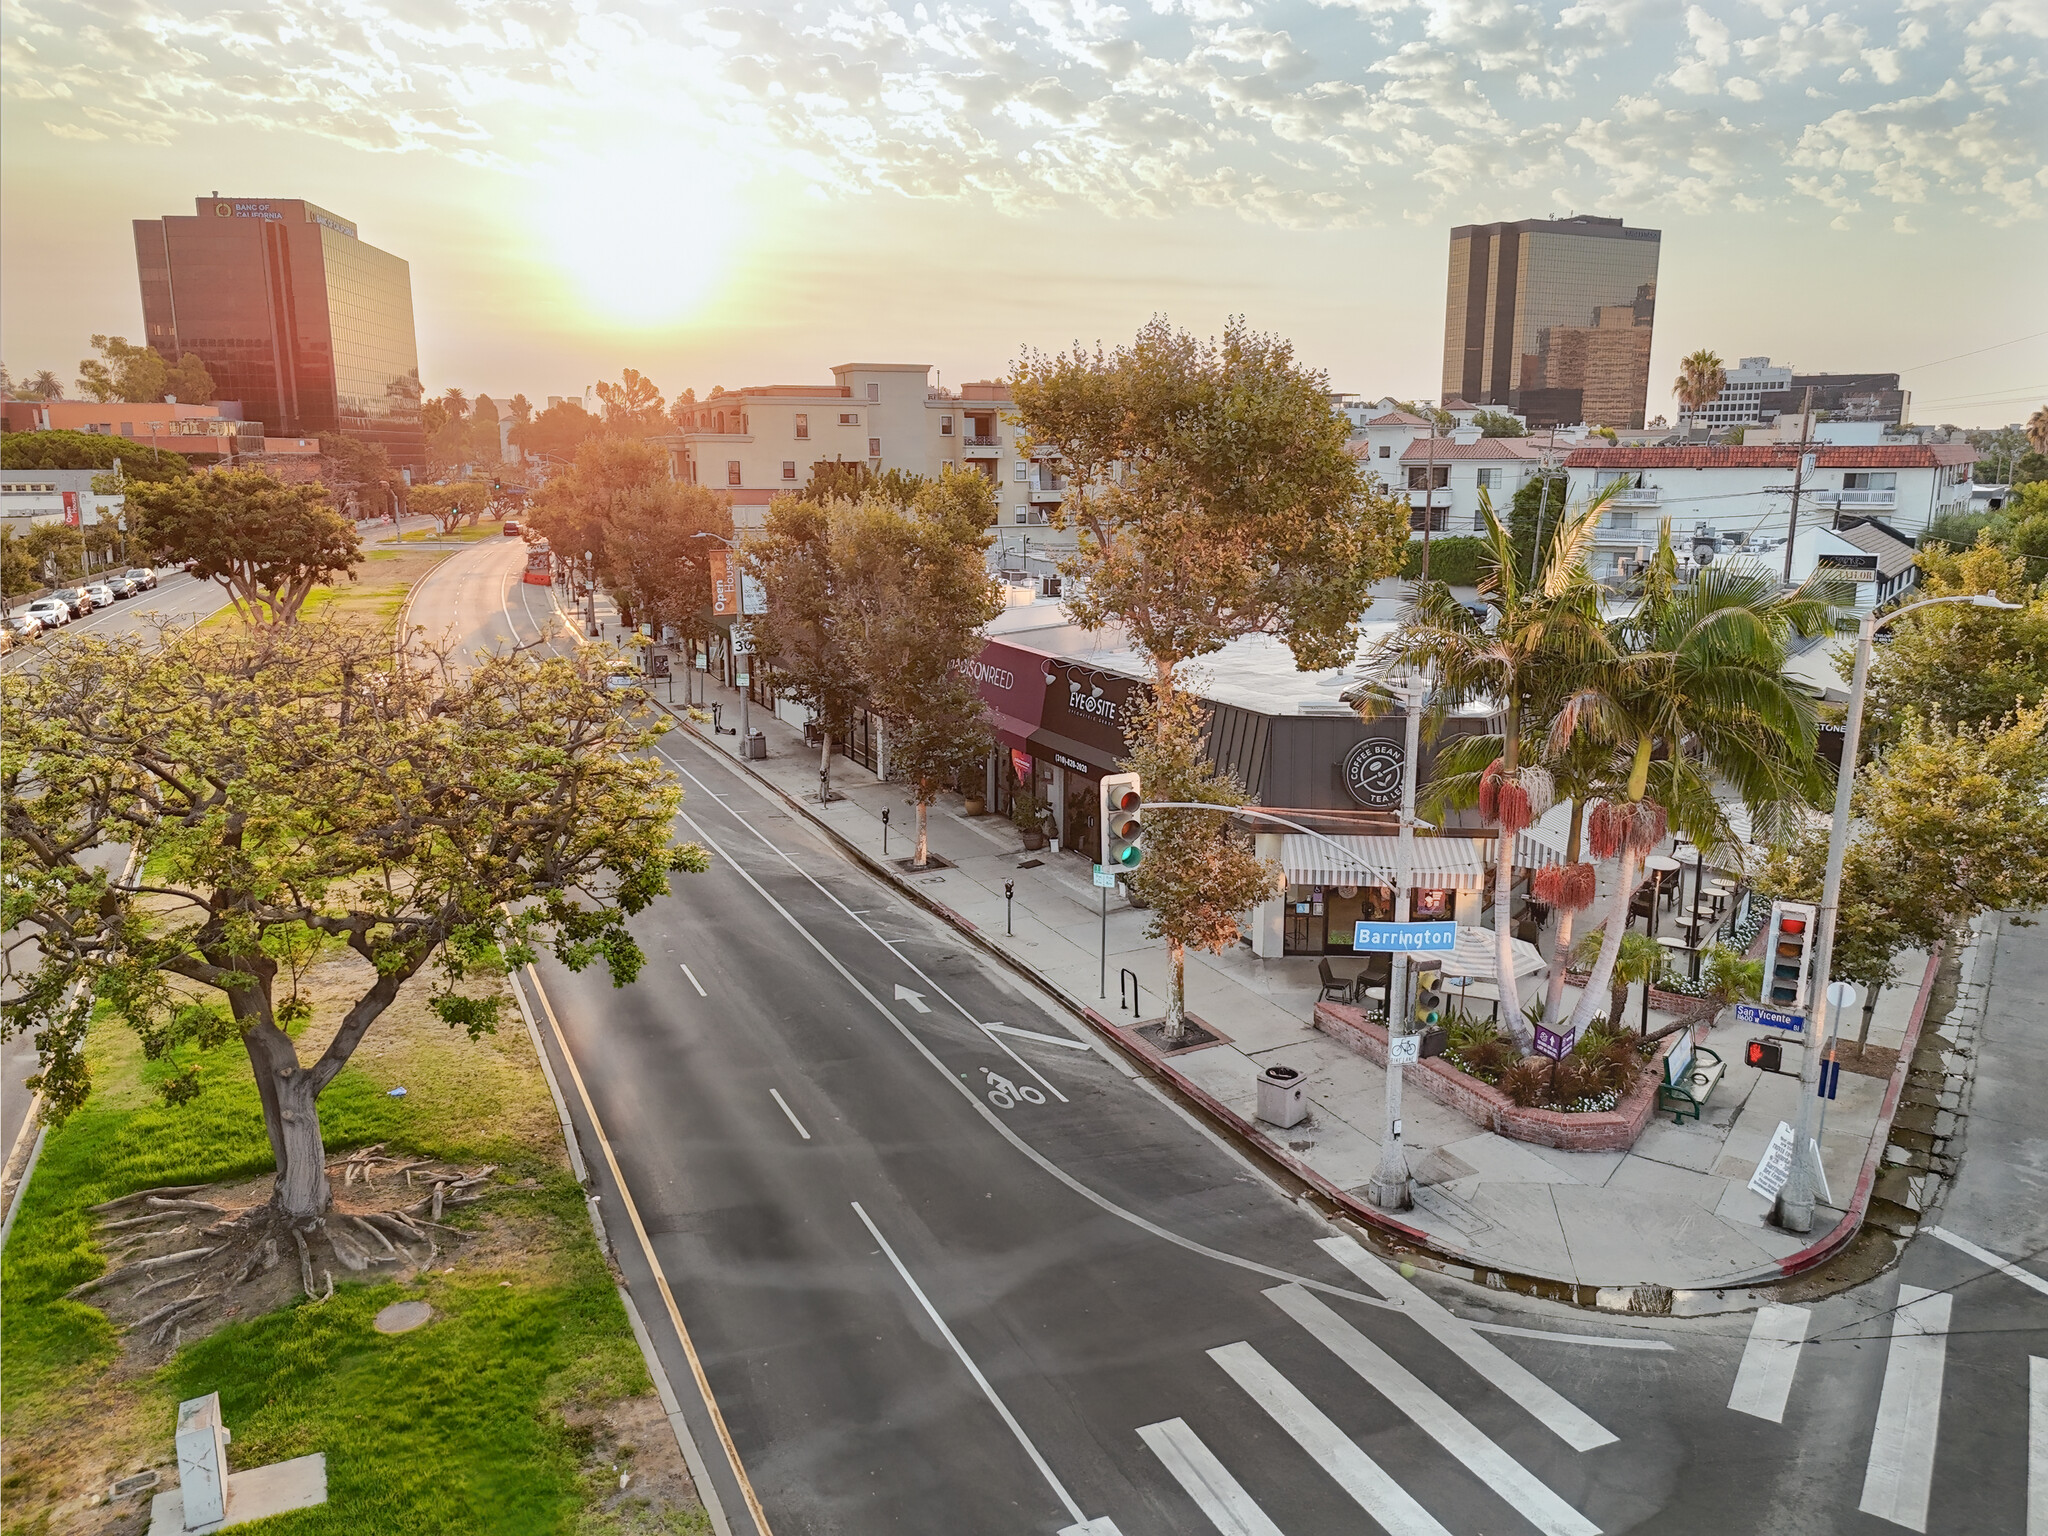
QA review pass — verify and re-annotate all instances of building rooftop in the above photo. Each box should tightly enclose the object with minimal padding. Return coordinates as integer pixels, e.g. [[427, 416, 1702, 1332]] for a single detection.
[[1565, 444, 1977, 470], [1399, 437, 1549, 463]]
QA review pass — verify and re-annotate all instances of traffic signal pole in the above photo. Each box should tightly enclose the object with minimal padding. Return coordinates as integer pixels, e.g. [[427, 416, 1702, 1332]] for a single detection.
[[1368, 674, 1425, 1211]]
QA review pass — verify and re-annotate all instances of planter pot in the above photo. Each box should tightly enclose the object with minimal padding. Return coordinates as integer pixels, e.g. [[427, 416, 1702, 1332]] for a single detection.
[[1019, 828, 1048, 850], [962, 796, 986, 817]]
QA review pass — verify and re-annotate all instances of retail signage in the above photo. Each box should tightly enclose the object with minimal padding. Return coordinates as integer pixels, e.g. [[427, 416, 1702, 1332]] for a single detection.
[[1353, 920, 1457, 952], [1736, 1002, 1805, 1032], [1343, 737, 1404, 809], [61, 491, 80, 526], [1010, 749, 1033, 781], [709, 551, 738, 615], [1534, 1022, 1576, 1060], [1052, 751, 1092, 777], [1038, 658, 1144, 760]]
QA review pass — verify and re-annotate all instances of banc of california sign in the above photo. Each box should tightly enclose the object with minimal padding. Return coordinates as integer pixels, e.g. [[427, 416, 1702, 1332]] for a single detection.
[[1343, 737, 1403, 808]]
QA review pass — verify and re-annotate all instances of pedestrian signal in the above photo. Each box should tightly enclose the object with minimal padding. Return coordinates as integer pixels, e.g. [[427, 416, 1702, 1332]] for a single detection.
[[1745, 1039, 1783, 1073], [1100, 773, 1144, 871]]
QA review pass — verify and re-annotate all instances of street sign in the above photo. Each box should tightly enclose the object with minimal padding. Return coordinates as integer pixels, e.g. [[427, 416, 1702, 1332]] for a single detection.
[[1736, 1002, 1805, 1032], [1354, 920, 1457, 952], [1091, 864, 1118, 889], [1533, 1022, 1576, 1060], [730, 623, 754, 656], [1818, 1058, 1841, 1100], [1748, 1120, 1797, 1200], [1387, 1034, 1421, 1066]]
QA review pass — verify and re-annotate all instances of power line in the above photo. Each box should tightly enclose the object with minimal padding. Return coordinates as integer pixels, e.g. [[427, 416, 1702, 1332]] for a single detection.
[[1901, 329, 2048, 375]]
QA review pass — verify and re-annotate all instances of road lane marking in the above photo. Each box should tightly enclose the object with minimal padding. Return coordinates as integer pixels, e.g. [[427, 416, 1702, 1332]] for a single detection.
[[681, 964, 708, 997], [1728, 1304, 1810, 1423], [655, 744, 1071, 1105], [1137, 1418, 1286, 1536], [768, 1090, 811, 1141], [1265, 1284, 1599, 1536], [1209, 1341, 1452, 1536], [1316, 1235, 1619, 1450], [894, 984, 931, 1013], [850, 1201, 1088, 1528], [670, 810, 1414, 1319], [525, 964, 774, 1536], [983, 1021, 1094, 1051], [1461, 1322, 1672, 1351], [2030, 1356, 2045, 1536], [1859, 1283, 1951, 1532], [1928, 1225, 2048, 1299]]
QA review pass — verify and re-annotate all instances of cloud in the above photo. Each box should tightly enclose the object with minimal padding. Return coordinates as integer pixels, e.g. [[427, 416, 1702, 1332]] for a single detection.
[[3, 0, 2038, 230]]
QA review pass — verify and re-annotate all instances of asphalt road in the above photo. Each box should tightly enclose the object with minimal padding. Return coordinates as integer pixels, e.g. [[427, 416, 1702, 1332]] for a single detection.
[[249, 538, 2048, 1533]]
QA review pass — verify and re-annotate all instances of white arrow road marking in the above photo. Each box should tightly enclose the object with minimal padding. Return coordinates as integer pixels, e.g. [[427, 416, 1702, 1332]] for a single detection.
[[768, 1089, 811, 1141], [680, 964, 707, 997], [894, 984, 931, 1013], [983, 1021, 1093, 1051]]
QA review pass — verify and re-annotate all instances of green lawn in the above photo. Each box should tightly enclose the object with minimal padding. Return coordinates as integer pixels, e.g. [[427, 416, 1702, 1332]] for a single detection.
[[0, 971, 692, 1534], [398, 522, 511, 544]]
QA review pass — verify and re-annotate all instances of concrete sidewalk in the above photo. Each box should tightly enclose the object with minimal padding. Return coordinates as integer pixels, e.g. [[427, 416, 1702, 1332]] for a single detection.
[[646, 641, 1944, 1294]]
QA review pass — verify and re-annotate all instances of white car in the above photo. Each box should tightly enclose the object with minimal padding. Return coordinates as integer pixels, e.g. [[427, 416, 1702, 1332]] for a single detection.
[[83, 583, 116, 607], [24, 599, 70, 628]]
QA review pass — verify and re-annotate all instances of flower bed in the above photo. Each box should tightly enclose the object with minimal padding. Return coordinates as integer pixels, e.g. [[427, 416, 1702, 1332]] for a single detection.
[[1313, 1001, 1679, 1153]]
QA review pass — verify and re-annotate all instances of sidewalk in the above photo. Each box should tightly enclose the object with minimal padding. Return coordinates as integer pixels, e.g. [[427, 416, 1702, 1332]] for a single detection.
[[655, 649, 1946, 1296]]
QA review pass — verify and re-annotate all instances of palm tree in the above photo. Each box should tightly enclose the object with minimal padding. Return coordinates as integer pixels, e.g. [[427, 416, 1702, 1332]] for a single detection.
[[1376, 493, 1612, 1051], [28, 370, 63, 401], [1673, 350, 1727, 427], [1563, 532, 1843, 1036], [2028, 404, 2048, 457], [441, 386, 469, 420]]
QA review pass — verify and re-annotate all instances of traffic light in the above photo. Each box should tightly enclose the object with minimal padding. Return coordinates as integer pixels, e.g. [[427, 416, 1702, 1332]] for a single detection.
[[1100, 773, 1144, 872], [1413, 967, 1446, 1032], [1745, 1038, 1784, 1072], [1762, 899, 1818, 1013]]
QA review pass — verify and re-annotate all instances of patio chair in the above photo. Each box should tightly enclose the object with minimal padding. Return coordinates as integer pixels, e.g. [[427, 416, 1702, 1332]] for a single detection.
[[1318, 958, 1357, 1002]]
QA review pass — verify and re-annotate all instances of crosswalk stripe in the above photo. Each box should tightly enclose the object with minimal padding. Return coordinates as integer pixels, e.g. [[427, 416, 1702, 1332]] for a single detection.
[[1136, 1419, 1287, 1536], [1211, 1342, 1453, 1536], [2029, 1357, 2045, 1536], [1317, 1235, 1618, 1451], [1929, 1225, 2048, 1299], [1727, 1304, 1811, 1423], [1265, 1284, 1601, 1536], [1859, 1284, 1952, 1532]]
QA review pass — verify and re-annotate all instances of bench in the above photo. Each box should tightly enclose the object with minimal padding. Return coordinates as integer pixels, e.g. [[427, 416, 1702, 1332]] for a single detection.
[[1655, 1037, 1725, 1124]]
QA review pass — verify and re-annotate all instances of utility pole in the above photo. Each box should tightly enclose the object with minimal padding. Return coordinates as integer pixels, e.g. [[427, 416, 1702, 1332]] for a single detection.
[[1368, 672, 1425, 1211], [1528, 431, 1558, 584], [1422, 416, 1439, 582], [1783, 387, 1815, 584]]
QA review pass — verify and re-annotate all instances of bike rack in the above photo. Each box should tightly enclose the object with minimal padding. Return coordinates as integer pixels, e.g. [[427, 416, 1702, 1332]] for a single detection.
[[1119, 968, 1140, 1017]]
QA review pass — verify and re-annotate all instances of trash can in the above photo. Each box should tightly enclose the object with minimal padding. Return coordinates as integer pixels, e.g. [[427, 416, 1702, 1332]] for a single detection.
[[744, 730, 767, 760], [1257, 1064, 1308, 1129]]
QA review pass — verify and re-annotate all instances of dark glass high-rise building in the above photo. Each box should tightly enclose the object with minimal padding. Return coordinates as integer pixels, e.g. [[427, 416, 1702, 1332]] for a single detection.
[[133, 197, 424, 466], [1441, 215, 1661, 430]]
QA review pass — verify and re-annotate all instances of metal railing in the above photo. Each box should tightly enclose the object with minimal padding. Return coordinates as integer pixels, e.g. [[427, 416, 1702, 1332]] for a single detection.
[[964, 434, 1000, 449]]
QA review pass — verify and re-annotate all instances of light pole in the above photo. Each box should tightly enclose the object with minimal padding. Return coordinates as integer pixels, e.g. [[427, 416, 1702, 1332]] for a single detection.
[[1368, 672, 1426, 1212], [693, 530, 750, 752], [1774, 590, 2019, 1232]]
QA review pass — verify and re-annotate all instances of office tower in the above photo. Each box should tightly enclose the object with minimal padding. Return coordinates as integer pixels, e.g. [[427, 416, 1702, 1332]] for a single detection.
[[1441, 215, 1662, 429], [133, 196, 424, 466]]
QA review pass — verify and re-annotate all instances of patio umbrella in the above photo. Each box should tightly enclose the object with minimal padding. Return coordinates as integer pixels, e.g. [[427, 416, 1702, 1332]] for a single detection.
[[1403, 924, 1546, 979]]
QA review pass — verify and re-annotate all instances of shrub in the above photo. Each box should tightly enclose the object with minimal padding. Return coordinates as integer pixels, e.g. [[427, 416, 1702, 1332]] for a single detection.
[[1399, 536, 1489, 587], [1501, 1057, 1551, 1107]]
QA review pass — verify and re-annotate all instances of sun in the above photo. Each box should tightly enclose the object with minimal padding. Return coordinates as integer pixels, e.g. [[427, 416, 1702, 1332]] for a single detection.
[[544, 155, 735, 328]]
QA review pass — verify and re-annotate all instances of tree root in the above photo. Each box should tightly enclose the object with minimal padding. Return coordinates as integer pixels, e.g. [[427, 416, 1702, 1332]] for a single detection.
[[88, 1185, 211, 1213]]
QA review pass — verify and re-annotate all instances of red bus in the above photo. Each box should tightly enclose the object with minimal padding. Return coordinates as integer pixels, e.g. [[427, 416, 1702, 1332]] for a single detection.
[[522, 542, 553, 586]]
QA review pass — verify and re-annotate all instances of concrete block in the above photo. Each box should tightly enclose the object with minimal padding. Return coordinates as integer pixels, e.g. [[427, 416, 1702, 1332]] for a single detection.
[[148, 1455, 327, 1535]]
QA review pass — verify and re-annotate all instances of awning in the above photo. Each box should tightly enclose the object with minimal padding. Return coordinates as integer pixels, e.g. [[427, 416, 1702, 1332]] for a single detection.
[[1026, 727, 1118, 778], [1279, 834, 1490, 891], [986, 709, 1037, 753], [1516, 827, 1568, 868]]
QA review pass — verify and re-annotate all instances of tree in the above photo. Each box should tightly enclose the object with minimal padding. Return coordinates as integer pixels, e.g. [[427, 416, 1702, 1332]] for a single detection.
[[2028, 404, 2047, 456], [509, 393, 533, 424], [1673, 349, 1726, 422], [1, 428, 189, 482], [1756, 829, 1911, 1051], [410, 483, 485, 536], [441, 386, 469, 420], [1863, 537, 2048, 735], [1378, 497, 1610, 1048], [1472, 409, 1527, 438], [595, 369, 667, 435], [751, 496, 865, 801], [804, 460, 926, 507], [1122, 689, 1284, 1041], [2, 522, 87, 597], [835, 471, 1003, 866], [28, 369, 64, 401], [1, 621, 705, 1256], [528, 435, 668, 586], [315, 436, 401, 519], [605, 481, 734, 660], [511, 400, 602, 465], [1508, 470, 1568, 581], [74, 336, 216, 405], [164, 353, 216, 405], [1563, 535, 1841, 1035], [126, 469, 362, 624]]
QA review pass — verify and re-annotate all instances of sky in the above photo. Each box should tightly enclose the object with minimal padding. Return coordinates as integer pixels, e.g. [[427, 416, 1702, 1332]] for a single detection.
[[3, 0, 2044, 428]]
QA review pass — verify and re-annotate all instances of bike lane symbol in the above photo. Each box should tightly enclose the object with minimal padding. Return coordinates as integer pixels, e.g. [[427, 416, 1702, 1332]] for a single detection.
[[983, 1067, 1046, 1111]]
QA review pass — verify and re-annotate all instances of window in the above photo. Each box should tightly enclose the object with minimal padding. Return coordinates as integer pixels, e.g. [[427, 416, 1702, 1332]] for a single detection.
[[1476, 468, 1502, 489], [727, 460, 742, 486], [794, 414, 809, 439], [1015, 506, 1028, 523], [940, 414, 953, 436], [1378, 445, 1391, 458], [782, 461, 797, 481], [1406, 465, 1450, 489], [1843, 472, 1897, 490], [868, 438, 881, 458], [839, 413, 858, 426], [1015, 463, 1027, 481], [866, 383, 879, 402]]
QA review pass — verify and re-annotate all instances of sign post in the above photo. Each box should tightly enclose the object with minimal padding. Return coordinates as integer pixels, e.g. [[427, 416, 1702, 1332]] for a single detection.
[[1368, 674, 1425, 1212], [1093, 863, 1117, 998]]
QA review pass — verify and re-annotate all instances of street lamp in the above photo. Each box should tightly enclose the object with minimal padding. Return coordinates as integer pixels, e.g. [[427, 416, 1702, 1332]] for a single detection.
[[692, 530, 752, 752], [1775, 590, 2021, 1232]]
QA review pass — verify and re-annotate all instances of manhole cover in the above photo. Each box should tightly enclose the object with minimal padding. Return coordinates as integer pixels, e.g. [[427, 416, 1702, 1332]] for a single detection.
[[373, 1301, 434, 1334]]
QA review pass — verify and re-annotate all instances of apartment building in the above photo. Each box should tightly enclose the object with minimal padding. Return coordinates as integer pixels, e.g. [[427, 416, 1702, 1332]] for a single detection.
[[1676, 356, 1793, 432], [659, 364, 1059, 541], [1563, 442, 1977, 576]]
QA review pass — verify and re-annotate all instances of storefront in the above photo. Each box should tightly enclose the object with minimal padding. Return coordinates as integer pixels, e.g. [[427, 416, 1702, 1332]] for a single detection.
[[1028, 658, 1146, 855], [1261, 833, 1492, 957], [959, 641, 1052, 825]]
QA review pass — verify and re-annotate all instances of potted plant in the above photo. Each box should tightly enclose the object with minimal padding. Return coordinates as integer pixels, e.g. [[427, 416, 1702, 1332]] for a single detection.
[[1012, 791, 1048, 850]]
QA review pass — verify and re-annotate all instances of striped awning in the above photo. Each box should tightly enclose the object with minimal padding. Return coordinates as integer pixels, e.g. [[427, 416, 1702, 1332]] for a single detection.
[[1279, 834, 1490, 891], [1516, 827, 1568, 869]]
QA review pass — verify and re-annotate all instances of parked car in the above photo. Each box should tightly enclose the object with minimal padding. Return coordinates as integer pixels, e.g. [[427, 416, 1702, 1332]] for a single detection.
[[7, 612, 45, 640], [124, 566, 158, 590], [83, 583, 117, 608], [25, 599, 70, 627], [105, 575, 138, 599], [51, 588, 92, 617], [502, 520, 522, 537]]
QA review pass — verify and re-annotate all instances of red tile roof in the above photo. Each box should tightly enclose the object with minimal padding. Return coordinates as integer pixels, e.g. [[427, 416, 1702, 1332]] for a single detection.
[[1400, 438, 1548, 462], [1566, 444, 1976, 469], [1367, 411, 1431, 426]]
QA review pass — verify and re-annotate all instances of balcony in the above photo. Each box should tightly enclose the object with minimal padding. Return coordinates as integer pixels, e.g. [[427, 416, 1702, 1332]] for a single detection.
[[1606, 485, 1660, 506], [963, 434, 1000, 456], [1829, 488, 1897, 508], [1028, 484, 1065, 503]]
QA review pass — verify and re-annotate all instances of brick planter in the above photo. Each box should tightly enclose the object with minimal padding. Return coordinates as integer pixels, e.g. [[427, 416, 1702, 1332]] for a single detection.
[[1314, 1002, 1675, 1153]]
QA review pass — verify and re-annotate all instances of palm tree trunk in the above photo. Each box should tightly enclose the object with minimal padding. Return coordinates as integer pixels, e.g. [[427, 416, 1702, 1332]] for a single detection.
[[1495, 848, 1530, 1052], [1570, 845, 1642, 1033], [1543, 800, 1587, 1024]]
